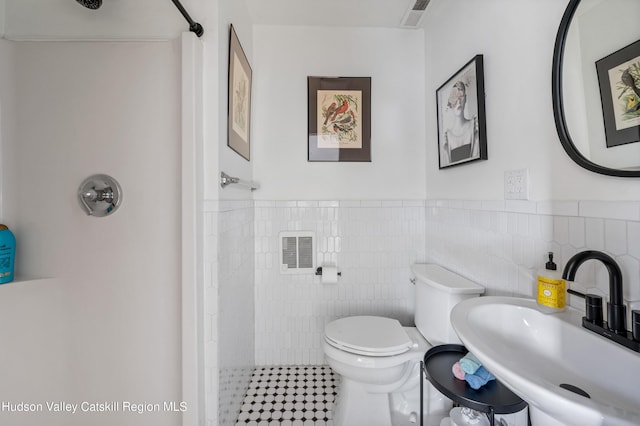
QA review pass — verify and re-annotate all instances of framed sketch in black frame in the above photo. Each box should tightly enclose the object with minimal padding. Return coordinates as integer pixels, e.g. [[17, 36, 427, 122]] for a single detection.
[[308, 76, 371, 162], [227, 24, 252, 161], [596, 39, 640, 149], [436, 55, 487, 169]]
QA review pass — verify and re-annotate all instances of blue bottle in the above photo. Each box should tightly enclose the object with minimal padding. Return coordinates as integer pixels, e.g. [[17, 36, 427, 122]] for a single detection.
[[0, 224, 16, 284]]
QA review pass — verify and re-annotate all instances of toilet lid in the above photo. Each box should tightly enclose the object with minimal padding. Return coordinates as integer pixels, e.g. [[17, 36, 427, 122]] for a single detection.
[[324, 316, 413, 356]]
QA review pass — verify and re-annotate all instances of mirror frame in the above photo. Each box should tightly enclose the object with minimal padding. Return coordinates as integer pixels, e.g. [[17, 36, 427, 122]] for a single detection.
[[552, 0, 640, 177]]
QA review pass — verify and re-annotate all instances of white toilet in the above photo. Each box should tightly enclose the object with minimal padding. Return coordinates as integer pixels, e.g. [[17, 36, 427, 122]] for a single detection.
[[323, 264, 485, 426]]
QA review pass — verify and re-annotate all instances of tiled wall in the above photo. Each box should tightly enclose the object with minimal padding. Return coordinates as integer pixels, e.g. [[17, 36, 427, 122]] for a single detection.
[[425, 200, 640, 314], [205, 200, 256, 426], [254, 200, 426, 366], [253, 199, 640, 366]]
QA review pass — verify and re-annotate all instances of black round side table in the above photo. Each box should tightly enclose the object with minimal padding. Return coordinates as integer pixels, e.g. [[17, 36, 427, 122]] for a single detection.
[[420, 344, 528, 426]]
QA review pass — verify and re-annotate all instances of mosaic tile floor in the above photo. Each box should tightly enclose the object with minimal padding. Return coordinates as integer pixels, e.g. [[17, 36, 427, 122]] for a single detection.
[[235, 365, 339, 425]]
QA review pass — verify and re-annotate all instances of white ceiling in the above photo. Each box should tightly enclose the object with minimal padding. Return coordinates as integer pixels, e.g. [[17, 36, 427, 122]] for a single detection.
[[245, 0, 420, 28]]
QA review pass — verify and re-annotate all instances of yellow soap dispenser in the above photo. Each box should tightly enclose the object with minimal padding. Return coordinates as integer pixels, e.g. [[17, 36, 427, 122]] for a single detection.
[[537, 252, 565, 313]]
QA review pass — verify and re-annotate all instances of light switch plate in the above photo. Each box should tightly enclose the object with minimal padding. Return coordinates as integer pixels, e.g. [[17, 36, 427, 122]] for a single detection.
[[505, 169, 529, 200]]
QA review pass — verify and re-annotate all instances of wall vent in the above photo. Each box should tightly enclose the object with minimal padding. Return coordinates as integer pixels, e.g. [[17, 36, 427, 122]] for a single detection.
[[411, 0, 430, 11], [279, 231, 316, 274], [400, 0, 430, 28]]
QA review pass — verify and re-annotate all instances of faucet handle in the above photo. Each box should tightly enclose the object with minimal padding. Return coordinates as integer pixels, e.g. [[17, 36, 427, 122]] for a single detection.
[[633, 310, 640, 342], [585, 294, 603, 326], [608, 302, 628, 334]]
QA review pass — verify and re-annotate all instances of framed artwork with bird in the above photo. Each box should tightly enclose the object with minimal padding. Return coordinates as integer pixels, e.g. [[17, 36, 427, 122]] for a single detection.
[[308, 77, 371, 162], [596, 39, 640, 148], [227, 24, 253, 161], [436, 55, 487, 169]]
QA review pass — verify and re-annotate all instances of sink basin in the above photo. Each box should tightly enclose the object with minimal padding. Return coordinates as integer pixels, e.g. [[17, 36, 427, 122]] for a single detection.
[[451, 296, 640, 426]]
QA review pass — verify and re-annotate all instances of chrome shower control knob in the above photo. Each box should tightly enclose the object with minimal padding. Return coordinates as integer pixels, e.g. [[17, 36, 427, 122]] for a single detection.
[[78, 174, 122, 217]]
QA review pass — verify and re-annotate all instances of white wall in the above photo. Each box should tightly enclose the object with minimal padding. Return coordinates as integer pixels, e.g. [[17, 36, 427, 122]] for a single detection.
[[3, 0, 186, 40], [0, 39, 16, 222], [0, 40, 182, 426], [423, 0, 640, 202], [203, 0, 254, 202], [0, 0, 5, 37], [252, 25, 426, 201]]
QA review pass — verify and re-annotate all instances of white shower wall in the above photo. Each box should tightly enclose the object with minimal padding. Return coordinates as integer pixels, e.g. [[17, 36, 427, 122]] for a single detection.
[[0, 40, 182, 426], [0, 39, 16, 222]]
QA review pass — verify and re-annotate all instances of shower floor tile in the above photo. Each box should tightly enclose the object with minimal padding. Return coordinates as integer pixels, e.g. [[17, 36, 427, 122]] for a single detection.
[[235, 365, 339, 426]]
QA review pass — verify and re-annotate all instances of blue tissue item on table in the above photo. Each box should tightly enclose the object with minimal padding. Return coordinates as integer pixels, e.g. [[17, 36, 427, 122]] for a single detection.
[[459, 352, 482, 375], [464, 366, 495, 390]]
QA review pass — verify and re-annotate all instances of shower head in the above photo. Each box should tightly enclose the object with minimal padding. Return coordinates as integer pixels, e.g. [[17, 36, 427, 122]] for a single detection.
[[76, 0, 102, 9]]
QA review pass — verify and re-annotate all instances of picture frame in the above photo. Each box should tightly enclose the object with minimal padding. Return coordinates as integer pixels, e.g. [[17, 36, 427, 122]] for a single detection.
[[436, 55, 487, 169], [307, 76, 371, 162], [227, 24, 252, 161], [596, 39, 640, 149]]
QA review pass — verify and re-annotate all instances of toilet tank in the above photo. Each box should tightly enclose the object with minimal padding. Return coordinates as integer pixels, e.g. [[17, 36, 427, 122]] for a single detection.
[[411, 264, 484, 346]]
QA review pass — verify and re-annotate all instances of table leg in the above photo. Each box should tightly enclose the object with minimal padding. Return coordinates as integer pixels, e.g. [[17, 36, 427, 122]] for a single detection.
[[420, 361, 424, 426]]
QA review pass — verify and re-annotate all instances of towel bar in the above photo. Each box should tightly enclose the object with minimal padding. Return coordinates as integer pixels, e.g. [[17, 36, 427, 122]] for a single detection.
[[220, 172, 259, 191]]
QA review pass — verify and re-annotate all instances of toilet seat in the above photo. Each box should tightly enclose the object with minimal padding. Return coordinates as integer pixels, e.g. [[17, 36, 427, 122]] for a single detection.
[[324, 316, 413, 357]]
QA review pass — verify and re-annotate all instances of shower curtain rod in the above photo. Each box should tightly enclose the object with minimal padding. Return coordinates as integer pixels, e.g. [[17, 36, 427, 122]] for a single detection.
[[171, 0, 204, 37]]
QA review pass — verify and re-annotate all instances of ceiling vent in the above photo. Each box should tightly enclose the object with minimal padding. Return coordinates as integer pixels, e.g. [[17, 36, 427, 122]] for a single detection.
[[400, 0, 430, 28]]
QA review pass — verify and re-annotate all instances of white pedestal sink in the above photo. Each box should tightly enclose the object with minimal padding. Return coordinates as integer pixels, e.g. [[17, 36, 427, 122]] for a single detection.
[[451, 296, 640, 426]]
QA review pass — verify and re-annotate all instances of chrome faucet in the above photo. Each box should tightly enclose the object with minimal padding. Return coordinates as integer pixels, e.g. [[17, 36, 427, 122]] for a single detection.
[[562, 250, 627, 333]]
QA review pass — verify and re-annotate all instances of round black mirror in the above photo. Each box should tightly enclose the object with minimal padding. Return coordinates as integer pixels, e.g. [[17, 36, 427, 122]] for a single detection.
[[552, 0, 640, 177]]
